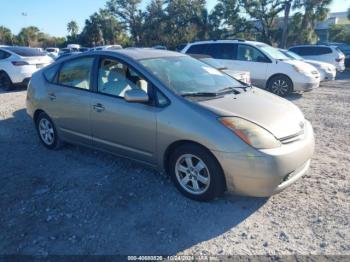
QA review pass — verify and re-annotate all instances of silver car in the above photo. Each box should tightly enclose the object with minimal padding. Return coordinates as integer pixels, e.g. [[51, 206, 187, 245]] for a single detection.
[[26, 49, 315, 201]]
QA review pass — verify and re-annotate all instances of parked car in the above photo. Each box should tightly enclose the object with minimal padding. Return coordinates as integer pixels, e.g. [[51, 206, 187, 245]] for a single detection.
[[0, 46, 53, 91], [190, 54, 251, 84], [27, 49, 315, 201], [288, 45, 345, 72], [55, 52, 82, 61], [90, 45, 122, 51], [279, 49, 336, 81], [318, 42, 350, 67], [182, 40, 320, 96], [152, 45, 167, 50], [45, 47, 59, 58]]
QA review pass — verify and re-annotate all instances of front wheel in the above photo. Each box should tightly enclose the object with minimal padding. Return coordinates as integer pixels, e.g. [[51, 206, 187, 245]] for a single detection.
[[35, 112, 62, 149], [268, 75, 293, 97], [169, 144, 225, 201]]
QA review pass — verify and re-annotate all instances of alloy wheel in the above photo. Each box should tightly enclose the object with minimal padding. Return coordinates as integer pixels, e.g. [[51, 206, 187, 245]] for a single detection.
[[271, 79, 289, 96], [175, 154, 210, 195], [38, 118, 55, 145]]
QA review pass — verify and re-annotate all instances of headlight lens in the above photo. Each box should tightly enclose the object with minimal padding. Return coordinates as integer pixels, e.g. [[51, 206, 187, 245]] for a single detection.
[[219, 117, 281, 149], [293, 65, 309, 74]]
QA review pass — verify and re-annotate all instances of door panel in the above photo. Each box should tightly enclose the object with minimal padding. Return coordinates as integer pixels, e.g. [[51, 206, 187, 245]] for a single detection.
[[45, 84, 92, 145], [44, 56, 95, 145], [90, 56, 157, 164], [90, 94, 157, 163]]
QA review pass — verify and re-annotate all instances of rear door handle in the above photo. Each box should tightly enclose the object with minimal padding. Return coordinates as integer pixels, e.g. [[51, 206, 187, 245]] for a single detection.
[[93, 103, 105, 112], [48, 93, 56, 101]]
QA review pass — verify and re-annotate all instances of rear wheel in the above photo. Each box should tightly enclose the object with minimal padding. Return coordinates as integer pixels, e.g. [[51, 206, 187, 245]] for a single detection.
[[169, 144, 225, 201], [0, 71, 13, 91], [35, 112, 62, 149], [268, 75, 293, 97]]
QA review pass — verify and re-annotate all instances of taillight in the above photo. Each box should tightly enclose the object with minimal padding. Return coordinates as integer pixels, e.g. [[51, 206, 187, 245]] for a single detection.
[[335, 58, 343, 62], [11, 61, 29, 66]]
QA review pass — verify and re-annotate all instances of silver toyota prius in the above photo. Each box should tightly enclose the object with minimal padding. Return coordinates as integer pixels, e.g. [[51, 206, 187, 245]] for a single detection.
[[26, 48, 315, 201]]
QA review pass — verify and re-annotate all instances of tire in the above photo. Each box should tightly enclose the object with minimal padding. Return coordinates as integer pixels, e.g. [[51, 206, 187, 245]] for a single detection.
[[267, 75, 293, 97], [168, 144, 225, 201], [0, 71, 13, 91], [35, 112, 63, 149]]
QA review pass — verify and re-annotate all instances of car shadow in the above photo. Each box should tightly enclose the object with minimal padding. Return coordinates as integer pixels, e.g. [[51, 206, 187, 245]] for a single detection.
[[0, 109, 268, 255], [0, 85, 27, 94], [286, 93, 303, 101]]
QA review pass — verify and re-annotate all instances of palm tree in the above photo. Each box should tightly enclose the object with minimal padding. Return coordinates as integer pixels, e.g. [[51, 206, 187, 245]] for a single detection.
[[17, 26, 40, 46], [0, 26, 13, 45], [67, 20, 79, 37]]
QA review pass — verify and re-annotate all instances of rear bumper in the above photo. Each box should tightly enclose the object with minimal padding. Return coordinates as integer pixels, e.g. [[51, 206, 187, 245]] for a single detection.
[[213, 120, 315, 197]]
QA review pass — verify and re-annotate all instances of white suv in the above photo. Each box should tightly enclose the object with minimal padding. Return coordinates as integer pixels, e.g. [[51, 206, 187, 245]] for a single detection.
[[288, 45, 345, 72], [0, 46, 53, 91], [182, 40, 320, 96]]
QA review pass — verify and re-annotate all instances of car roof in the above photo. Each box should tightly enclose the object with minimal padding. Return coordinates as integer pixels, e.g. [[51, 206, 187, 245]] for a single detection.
[[289, 45, 333, 48], [102, 48, 185, 60], [186, 40, 268, 47]]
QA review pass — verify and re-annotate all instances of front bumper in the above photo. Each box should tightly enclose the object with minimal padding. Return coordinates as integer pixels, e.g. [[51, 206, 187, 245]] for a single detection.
[[293, 80, 319, 92], [213, 120, 315, 197]]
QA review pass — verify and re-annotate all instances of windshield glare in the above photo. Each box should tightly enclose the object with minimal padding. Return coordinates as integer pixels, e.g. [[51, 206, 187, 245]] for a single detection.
[[282, 50, 303, 60], [259, 45, 290, 60], [140, 56, 242, 95]]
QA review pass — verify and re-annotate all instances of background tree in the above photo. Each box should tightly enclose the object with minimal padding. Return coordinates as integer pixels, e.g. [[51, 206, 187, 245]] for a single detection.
[[293, 0, 332, 44], [0, 26, 13, 45], [106, 0, 143, 45], [141, 0, 167, 46], [241, 0, 285, 44], [17, 26, 41, 46], [67, 21, 79, 37]]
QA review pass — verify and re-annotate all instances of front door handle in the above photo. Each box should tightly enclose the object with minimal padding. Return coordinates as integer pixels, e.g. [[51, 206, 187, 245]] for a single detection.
[[48, 93, 56, 101], [93, 103, 105, 112]]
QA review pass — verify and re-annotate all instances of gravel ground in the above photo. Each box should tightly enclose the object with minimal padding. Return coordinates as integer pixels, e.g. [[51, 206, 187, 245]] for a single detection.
[[0, 71, 349, 256]]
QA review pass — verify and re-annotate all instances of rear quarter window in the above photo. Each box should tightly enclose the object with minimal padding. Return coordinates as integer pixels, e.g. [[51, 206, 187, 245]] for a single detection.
[[186, 44, 209, 55], [314, 47, 332, 55], [0, 50, 11, 60]]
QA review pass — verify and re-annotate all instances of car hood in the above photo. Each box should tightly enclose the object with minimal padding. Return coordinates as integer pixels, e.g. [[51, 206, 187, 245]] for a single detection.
[[197, 88, 305, 139], [305, 59, 333, 69], [284, 59, 318, 72]]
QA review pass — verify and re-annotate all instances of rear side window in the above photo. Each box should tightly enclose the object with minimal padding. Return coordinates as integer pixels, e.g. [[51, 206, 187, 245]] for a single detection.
[[4, 47, 46, 57], [186, 43, 236, 60], [206, 43, 236, 60], [58, 57, 94, 90], [43, 64, 60, 83], [186, 44, 210, 55], [0, 50, 11, 60], [290, 46, 332, 56]]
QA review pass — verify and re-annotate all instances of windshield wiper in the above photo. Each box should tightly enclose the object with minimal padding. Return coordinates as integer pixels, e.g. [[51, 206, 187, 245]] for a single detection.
[[181, 92, 219, 97], [218, 86, 247, 93]]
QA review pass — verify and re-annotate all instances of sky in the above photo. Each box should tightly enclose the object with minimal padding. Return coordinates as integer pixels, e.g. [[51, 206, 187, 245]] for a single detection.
[[0, 0, 348, 37]]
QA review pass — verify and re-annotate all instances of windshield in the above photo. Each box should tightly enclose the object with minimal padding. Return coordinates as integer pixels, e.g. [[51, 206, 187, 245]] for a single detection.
[[140, 56, 243, 95], [259, 45, 290, 60], [200, 58, 226, 69], [4, 47, 46, 57], [281, 50, 304, 60]]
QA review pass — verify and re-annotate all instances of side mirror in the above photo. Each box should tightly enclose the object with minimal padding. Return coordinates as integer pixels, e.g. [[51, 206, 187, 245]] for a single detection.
[[124, 89, 149, 103], [257, 56, 270, 63]]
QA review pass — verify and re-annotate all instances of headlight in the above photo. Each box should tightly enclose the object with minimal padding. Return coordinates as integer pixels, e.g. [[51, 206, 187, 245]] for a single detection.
[[219, 117, 281, 149], [293, 65, 309, 74]]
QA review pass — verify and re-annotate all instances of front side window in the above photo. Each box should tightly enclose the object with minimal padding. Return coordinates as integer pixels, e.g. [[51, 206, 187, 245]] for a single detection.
[[237, 45, 268, 62], [58, 57, 94, 89], [140, 56, 243, 95], [97, 58, 149, 98]]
